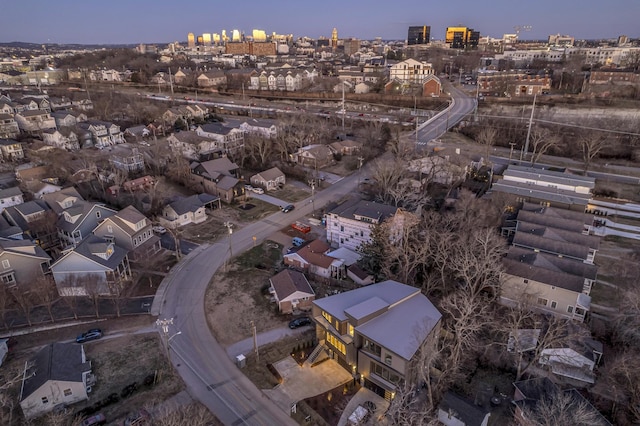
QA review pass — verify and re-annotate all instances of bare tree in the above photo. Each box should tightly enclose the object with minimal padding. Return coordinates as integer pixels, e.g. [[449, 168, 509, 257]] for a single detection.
[[0, 284, 9, 330], [529, 126, 560, 165], [83, 275, 105, 318], [578, 129, 609, 172], [519, 388, 610, 426], [11, 288, 35, 327], [598, 350, 640, 423], [369, 159, 408, 206], [0, 361, 35, 425], [476, 126, 498, 163], [31, 276, 58, 323], [245, 133, 274, 169]]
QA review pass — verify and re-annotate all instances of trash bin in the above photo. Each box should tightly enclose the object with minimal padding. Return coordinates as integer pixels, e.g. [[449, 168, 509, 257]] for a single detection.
[[236, 354, 246, 368]]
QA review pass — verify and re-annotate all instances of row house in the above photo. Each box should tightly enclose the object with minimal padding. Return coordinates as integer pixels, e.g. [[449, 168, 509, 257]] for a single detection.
[[325, 199, 399, 251], [173, 68, 194, 85], [42, 128, 81, 151], [0, 102, 14, 115], [500, 203, 601, 323], [589, 70, 640, 85], [0, 113, 19, 139], [0, 139, 25, 161], [14, 110, 56, 134], [93, 206, 161, 261], [78, 120, 124, 148], [337, 69, 366, 85], [9, 98, 39, 113], [312, 280, 442, 400], [109, 147, 145, 173], [48, 96, 73, 110], [189, 158, 244, 203], [195, 123, 245, 155], [3, 200, 59, 253], [477, 70, 551, 97], [87, 69, 125, 82], [0, 187, 25, 213], [50, 110, 87, 128], [55, 201, 118, 250], [249, 69, 317, 91], [162, 104, 207, 126], [51, 235, 131, 296], [0, 239, 51, 289], [167, 131, 220, 161]]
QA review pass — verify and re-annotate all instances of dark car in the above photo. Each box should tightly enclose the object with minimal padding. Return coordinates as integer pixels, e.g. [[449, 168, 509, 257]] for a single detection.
[[82, 413, 106, 426], [289, 317, 312, 329], [76, 329, 103, 343], [282, 204, 295, 213]]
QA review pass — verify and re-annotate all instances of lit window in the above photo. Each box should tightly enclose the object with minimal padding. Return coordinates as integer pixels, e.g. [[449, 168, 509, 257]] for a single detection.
[[348, 324, 354, 337], [322, 311, 332, 324]]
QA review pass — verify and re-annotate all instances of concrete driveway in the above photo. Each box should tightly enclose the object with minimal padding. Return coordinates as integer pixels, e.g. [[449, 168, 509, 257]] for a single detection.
[[264, 357, 353, 413], [248, 192, 289, 208]]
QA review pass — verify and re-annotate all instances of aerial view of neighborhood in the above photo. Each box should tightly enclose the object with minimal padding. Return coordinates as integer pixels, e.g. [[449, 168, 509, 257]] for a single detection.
[[0, 1, 639, 425]]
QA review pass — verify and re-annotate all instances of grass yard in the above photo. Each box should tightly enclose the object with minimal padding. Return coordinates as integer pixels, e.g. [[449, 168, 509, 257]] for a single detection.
[[269, 184, 312, 203], [234, 198, 280, 221]]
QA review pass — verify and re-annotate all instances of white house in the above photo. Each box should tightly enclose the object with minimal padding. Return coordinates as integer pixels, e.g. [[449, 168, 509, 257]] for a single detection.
[[389, 58, 434, 84], [325, 199, 398, 251], [20, 343, 93, 419]]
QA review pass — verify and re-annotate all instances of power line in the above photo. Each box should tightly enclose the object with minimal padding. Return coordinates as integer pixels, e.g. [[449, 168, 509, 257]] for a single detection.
[[474, 113, 640, 137]]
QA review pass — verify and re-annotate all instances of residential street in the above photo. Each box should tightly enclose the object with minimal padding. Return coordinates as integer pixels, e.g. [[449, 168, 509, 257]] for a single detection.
[[152, 89, 474, 425]]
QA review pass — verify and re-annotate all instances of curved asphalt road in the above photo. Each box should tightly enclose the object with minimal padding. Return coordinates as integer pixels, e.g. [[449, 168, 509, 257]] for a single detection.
[[155, 88, 473, 425], [415, 84, 476, 147]]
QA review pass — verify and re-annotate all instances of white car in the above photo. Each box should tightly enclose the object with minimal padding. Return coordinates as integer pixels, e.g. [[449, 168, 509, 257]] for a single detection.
[[244, 184, 254, 191], [152, 226, 167, 235], [251, 187, 264, 194]]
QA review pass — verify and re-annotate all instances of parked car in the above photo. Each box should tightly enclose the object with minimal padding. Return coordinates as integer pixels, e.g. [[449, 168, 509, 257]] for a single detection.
[[292, 237, 305, 247], [82, 413, 106, 426], [289, 317, 312, 329], [244, 184, 254, 191], [152, 226, 167, 235], [123, 409, 150, 426], [282, 204, 295, 213], [251, 187, 264, 194], [76, 329, 102, 343]]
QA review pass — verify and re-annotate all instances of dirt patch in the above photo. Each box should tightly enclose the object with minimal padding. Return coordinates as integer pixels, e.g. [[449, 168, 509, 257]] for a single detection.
[[129, 251, 177, 296], [204, 241, 287, 346], [269, 183, 311, 203], [79, 333, 184, 423]]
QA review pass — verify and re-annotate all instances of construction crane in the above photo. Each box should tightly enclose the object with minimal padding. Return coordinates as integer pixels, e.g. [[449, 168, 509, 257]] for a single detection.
[[513, 25, 532, 40]]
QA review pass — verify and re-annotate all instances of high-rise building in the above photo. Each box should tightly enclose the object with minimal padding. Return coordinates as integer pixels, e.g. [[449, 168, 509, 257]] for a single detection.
[[197, 35, 204, 45], [344, 38, 361, 56], [232, 30, 241, 42], [222, 30, 228, 43], [331, 28, 338, 49], [213, 33, 220, 43], [187, 33, 195, 48], [407, 26, 430, 45], [446, 26, 479, 49], [202, 33, 212, 46], [252, 29, 267, 42]]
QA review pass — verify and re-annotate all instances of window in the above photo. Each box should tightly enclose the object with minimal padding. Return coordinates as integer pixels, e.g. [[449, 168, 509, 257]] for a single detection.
[[523, 279, 529, 284], [327, 332, 346, 355], [537, 297, 548, 306], [550, 301, 557, 309], [348, 324, 354, 337], [41, 397, 48, 404], [107, 225, 113, 233], [1, 260, 9, 269], [63, 389, 72, 396], [96, 211, 101, 219], [575, 307, 585, 316], [1, 273, 15, 284], [385, 354, 392, 365], [322, 311, 332, 324], [567, 306, 574, 314], [363, 339, 381, 357]]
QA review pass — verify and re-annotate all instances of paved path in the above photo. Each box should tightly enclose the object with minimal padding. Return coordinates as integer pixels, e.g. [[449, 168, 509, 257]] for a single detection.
[[248, 192, 289, 208], [225, 325, 313, 359]]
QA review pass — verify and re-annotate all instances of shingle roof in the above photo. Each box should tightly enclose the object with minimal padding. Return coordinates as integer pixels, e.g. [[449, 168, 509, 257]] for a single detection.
[[439, 392, 489, 426], [0, 186, 23, 199], [70, 235, 129, 269], [291, 239, 333, 268], [270, 269, 314, 300], [169, 193, 219, 215], [254, 167, 284, 182], [21, 342, 91, 401], [328, 198, 398, 223]]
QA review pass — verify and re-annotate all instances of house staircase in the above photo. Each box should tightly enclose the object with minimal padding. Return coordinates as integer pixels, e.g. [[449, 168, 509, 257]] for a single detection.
[[304, 343, 328, 367]]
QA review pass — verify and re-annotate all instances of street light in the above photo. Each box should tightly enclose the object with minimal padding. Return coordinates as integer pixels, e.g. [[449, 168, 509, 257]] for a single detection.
[[156, 317, 177, 358], [223, 221, 233, 257]]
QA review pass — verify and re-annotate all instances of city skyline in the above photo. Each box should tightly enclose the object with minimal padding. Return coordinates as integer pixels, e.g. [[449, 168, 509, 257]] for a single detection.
[[1, 0, 639, 45]]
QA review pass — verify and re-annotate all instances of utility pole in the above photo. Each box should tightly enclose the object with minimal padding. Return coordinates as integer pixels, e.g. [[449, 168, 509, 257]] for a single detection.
[[523, 93, 537, 163], [509, 142, 516, 161], [169, 67, 174, 96], [308, 179, 316, 214], [251, 320, 259, 362]]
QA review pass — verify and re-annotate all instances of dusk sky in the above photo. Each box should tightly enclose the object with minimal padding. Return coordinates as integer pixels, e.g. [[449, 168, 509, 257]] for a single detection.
[[1, 0, 638, 45]]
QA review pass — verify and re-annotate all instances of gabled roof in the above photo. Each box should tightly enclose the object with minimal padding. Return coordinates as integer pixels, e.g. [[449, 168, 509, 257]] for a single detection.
[[253, 167, 284, 182], [55, 234, 128, 270], [42, 187, 84, 215], [439, 392, 490, 426], [168, 193, 219, 215], [289, 239, 333, 268], [0, 186, 23, 200], [0, 238, 50, 260], [198, 122, 236, 135], [21, 342, 91, 401], [270, 269, 314, 300]]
